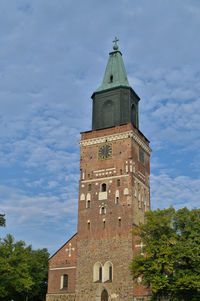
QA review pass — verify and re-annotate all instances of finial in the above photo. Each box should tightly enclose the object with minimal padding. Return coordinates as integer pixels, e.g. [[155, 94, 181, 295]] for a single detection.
[[113, 37, 119, 51]]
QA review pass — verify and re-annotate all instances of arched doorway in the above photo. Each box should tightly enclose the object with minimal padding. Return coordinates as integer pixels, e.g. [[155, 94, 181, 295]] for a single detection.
[[101, 289, 108, 301]]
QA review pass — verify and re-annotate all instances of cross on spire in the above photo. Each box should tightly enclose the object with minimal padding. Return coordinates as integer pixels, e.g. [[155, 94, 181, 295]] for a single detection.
[[66, 243, 75, 257], [113, 37, 119, 51], [135, 242, 146, 256]]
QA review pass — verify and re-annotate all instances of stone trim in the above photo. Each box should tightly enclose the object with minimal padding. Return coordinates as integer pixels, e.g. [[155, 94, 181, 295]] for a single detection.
[[46, 292, 75, 296], [81, 174, 129, 183], [94, 167, 116, 173], [79, 130, 151, 155], [50, 266, 76, 271]]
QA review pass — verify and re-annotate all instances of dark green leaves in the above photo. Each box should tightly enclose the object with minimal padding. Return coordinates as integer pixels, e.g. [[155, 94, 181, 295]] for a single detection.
[[0, 234, 49, 301], [131, 207, 200, 301]]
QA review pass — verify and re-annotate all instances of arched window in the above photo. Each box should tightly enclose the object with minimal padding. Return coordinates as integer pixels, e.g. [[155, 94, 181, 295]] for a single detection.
[[93, 262, 103, 282], [86, 200, 90, 208], [80, 193, 85, 201], [60, 274, 68, 289], [103, 261, 113, 282], [102, 100, 114, 128], [115, 190, 119, 204], [115, 197, 119, 204], [102, 183, 106, 192], [99, 266, 102, 281], [109, 266, 112, 281], [100, 206, 106, 215], [131, 103, 137, 127]]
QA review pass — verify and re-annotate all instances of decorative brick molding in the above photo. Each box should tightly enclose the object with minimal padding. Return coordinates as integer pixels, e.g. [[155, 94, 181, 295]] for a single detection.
[[79, 130, 151, 155]]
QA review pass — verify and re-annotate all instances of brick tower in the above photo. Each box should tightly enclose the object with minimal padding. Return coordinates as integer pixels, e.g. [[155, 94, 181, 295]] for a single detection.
[[46, 39, 151, 301], [75, 39, 151, 301]]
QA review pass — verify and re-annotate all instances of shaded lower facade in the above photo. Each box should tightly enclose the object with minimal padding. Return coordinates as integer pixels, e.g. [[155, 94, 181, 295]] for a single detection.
[[46, 232, 151, 301]]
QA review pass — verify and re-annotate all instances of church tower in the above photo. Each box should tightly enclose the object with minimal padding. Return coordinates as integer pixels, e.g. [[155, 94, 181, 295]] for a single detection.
[[75, 39, 151, 301], [46, 39, 151, 301]]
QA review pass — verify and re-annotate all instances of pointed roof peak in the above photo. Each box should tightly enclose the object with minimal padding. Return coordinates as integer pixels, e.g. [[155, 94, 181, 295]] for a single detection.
[[95, 38, 130, 93], [113, 36, 119, 51]]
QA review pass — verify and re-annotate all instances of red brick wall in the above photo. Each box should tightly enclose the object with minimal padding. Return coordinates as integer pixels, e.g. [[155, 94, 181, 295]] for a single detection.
[[47, 234, 77, 294], [46, 123, 151, 301], [75, 123, 151, 300]]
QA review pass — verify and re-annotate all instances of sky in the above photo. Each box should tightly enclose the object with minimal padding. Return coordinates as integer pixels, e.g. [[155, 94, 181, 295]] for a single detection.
[[0, 0, 200, 255]]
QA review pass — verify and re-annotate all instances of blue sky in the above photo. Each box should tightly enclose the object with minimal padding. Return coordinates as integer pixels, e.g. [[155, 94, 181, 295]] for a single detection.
[[0, 0, 200, 255]]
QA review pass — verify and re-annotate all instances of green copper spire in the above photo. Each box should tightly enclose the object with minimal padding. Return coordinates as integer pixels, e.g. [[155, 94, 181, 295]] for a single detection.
[[95, 38, 130, 92], [92, 39, 140, 131]]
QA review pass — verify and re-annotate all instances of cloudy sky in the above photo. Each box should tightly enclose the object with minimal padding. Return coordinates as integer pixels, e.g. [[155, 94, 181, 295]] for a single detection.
[[0, 0, 200, 255]]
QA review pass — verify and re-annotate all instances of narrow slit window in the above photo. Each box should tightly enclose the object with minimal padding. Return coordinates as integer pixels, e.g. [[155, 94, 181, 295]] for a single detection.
[[88, 184, 91, 191], [110, 75, 113, 82], [99, 267, 102, 281], [117, 179, 120, 187], [109, 266, 112, 281], [87, 200, 90, 208], [63, 274, 68, 289], [118, 218, 121, 227], [87, 221, 90, 230], [103, 220, 106, 229], [102, 183, 107, 192], [115, 197, 119, 204]]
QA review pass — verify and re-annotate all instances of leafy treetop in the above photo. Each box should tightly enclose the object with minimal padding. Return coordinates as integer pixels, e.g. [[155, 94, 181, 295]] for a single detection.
[[131, 207, 200, 301], [0, 234, 49, 301]]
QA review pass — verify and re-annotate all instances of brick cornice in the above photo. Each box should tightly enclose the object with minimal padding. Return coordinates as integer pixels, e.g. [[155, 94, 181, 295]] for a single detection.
[[79, 130, 151, 155]]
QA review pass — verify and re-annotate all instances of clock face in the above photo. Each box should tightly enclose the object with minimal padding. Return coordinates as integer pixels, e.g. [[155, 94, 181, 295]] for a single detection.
[[98, 143, 113, 160]]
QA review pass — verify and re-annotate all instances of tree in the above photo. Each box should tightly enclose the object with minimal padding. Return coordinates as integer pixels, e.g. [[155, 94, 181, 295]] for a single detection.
[[0, 234, 49, 301], [0, 234, 33, 300], [0, 214, 5, 227], [131, 207, 200, 301], [26, 247, 49, 301]]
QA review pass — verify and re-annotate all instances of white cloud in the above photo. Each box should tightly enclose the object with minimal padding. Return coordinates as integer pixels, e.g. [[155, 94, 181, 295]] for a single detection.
[[0, 0, 200, 253], [0, 184, 78, 236], [151, 173, 200, 210]]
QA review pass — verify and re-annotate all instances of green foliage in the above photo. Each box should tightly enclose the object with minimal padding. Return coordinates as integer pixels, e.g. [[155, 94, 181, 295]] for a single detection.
[[131, 207, 200, 301], [27, 248, 49, 301], [0, 234, 49, 301], [0, 214, 6, 227]]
